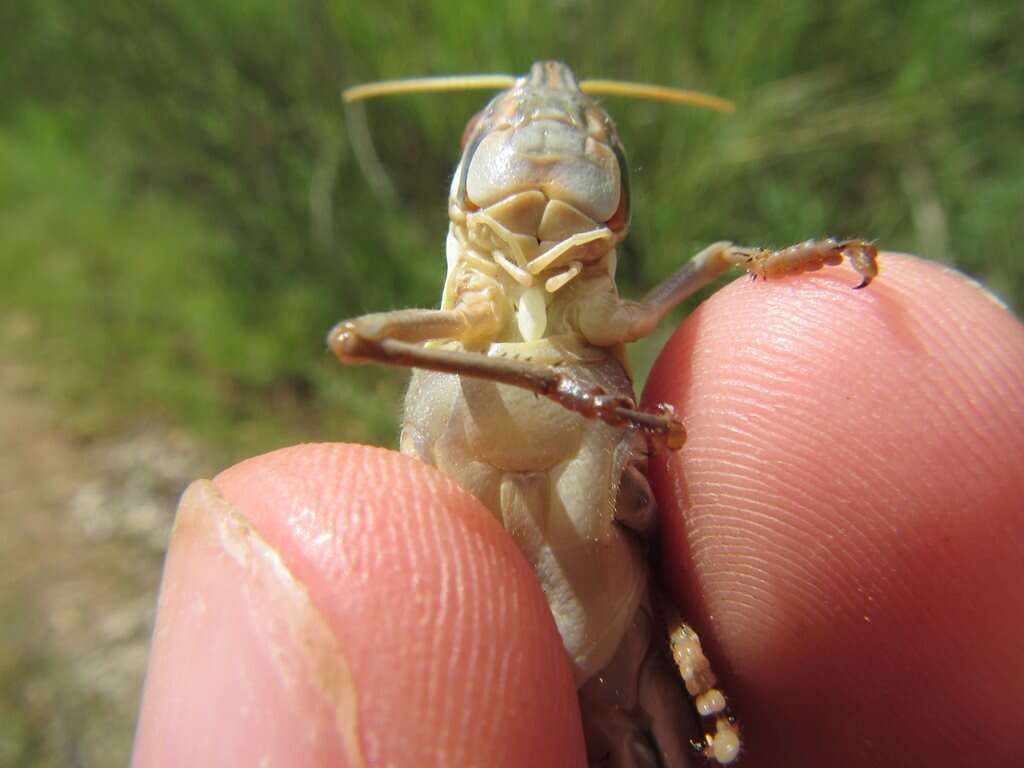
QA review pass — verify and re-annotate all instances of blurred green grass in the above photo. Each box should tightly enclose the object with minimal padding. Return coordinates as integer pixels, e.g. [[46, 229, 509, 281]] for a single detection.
[[3, 0, 1022, 459], [2, 2, 1022, 765]]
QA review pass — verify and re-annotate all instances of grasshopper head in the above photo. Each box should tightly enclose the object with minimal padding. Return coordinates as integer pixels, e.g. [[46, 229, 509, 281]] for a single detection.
[[452, 61, 631, 236]]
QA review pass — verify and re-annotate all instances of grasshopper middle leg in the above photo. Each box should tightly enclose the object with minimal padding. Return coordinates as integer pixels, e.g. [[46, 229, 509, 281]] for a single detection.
[[329, 309, 686, 448]]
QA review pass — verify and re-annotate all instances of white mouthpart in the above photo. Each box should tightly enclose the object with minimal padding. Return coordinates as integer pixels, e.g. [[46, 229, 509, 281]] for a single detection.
[[516, 286, 547, 342]]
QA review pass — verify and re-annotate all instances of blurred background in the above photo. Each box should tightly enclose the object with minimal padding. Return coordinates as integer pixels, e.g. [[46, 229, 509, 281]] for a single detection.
[[1, 0, 1021, 764]]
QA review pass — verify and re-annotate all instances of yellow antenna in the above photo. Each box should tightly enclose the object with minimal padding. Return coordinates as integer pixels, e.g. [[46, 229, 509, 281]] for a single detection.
[[343, 73, 734, 113], [579, 79, 734, 113], [343, 75, 517, 103]]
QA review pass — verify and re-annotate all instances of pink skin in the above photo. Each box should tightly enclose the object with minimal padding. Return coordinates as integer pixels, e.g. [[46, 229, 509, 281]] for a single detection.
[[134, 254, 1024, 767]]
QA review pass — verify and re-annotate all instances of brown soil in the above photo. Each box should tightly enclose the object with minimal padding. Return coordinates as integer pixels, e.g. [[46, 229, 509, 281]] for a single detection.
[[0, 356, 204, 767]]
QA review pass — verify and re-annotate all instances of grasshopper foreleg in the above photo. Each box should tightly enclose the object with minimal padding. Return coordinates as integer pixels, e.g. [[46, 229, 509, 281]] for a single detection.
[[580, 239, 879, 347], [733, 238, 879, 289]]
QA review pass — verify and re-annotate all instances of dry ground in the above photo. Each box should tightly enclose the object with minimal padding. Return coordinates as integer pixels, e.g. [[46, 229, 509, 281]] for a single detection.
[[0, 351, 206, 767]]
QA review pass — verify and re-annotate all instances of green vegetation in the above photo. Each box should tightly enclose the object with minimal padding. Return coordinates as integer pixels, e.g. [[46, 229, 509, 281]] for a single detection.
[[0, 110, 400, 450], [3, 0, 1022, 455]]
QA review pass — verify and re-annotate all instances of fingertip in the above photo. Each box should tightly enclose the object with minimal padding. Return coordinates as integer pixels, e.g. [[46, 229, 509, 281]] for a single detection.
[[643, 254, 1024, 767], [137, 444, 585, 767]]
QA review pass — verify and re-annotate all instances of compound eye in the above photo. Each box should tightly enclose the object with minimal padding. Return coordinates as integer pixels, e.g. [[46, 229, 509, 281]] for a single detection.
[[455, 125, 487, 209], [606, 143, 631, 233], [460, 109, 485, 149]]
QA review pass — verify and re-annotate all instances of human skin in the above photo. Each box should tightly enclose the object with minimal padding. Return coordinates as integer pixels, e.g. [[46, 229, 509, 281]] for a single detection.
[[134, 254, 1024, 768]]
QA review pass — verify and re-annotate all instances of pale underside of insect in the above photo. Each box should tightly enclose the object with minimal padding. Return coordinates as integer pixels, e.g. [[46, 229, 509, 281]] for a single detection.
[[332, 61, 878, 767]]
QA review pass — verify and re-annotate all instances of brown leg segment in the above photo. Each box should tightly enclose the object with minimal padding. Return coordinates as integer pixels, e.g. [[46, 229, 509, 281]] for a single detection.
[[328, 317, 685, 449]]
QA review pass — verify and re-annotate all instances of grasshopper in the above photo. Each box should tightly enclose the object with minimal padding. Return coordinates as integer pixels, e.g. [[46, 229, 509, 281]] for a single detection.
[[332, 61, 878, 766]]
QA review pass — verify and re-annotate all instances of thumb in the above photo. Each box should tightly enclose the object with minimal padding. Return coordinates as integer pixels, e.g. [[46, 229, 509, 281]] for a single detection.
[[134, 444, 585, 767]]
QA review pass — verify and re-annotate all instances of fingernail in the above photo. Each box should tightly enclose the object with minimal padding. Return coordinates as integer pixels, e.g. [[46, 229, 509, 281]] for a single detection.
[[133, 481, 364, 768]]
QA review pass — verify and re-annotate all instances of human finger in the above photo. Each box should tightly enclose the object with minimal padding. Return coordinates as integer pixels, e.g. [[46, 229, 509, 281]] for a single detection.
[[134, 443, 585, 767], [643, 254, 1024, 767]]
